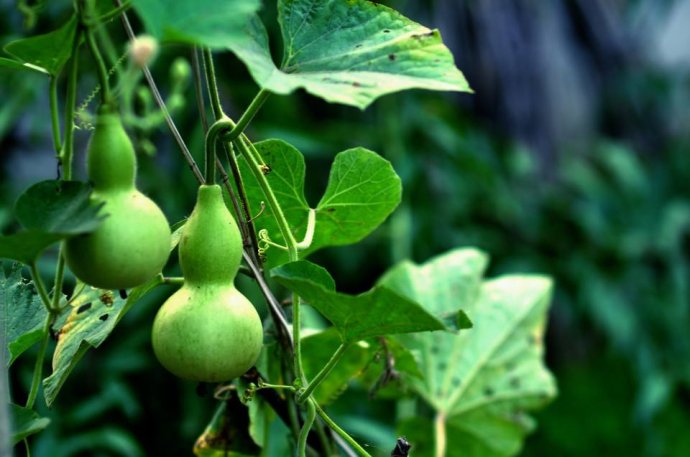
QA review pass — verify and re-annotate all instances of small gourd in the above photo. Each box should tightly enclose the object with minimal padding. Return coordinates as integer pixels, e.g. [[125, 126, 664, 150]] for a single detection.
[[151, 184, 263, 382], [64, 106, 171, 289]]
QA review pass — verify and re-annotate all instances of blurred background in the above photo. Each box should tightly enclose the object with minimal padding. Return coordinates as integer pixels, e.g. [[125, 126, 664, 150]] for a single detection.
[[2, 0, 690, 456]]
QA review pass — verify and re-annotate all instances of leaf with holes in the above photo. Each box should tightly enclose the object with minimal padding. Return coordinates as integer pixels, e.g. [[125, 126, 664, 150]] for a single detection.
[[1, 264, 48, 366], [227, 0, 470, 109], [239, 139, 401, 268], [132, 0, 260, 48], [272, 260, 446, 342], [43, 277, 161, 406], [380, 248, 557, 457]]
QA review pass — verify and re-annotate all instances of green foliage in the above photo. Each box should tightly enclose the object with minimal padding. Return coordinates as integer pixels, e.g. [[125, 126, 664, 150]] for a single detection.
[[228, 0, 471, 109], [272, 260, 449, 342], [383, 249, 556, 456], [1, 264, 48, 366], [43, 277, 161, 405], [10, 404, 51, 444], [2, 14, 77, 75], [0, 180, 103, 264], [240, 139, 402, 267], [131, 0, 260, 48]]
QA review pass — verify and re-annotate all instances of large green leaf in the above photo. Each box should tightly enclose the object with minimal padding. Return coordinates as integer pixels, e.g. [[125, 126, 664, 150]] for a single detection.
[[1, 264, 48, 366], [271, 260, 446, 342], [132, 0, 260, 48], [381, 248, 557, 457], [240, 139, 401, 268], [3, 15, 77, 76], [42, 277, 161, 406], [228, 1, 470, 109], [10, 404, 51, 444], [0, 180, 104, 264]]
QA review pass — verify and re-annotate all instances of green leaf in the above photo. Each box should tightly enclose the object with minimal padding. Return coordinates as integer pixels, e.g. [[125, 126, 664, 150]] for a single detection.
[[132, 0, 260, 48], [0, 180, 104, 264], [42, 276, 161, 406], [1, 264, 48, 366], [10, 404, 51, 444], [228, 1, 470, 109], [381, 248, 557, 457], [15, 180, 104, 234], [0, 231, 64, 264], [3, 15, 77, 76], [194, 397, 260, 456], [302, 327, 375, 405], [271, 260, 446, 342], [0, 57, 48, 74], [240, 139, 401, 268]]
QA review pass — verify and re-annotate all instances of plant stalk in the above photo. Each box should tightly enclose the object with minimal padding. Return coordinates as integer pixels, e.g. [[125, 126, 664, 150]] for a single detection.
[[298, 343, 349, 403]]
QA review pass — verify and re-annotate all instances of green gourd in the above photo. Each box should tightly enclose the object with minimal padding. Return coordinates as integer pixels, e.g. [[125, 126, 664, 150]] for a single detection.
[[64, 106, 171, 289], [151, 185, 263, 382]]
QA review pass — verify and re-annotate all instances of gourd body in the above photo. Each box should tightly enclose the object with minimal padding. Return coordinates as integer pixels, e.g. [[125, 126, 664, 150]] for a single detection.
[[64, 109, 171, 290], [152, 185, 263, 382]]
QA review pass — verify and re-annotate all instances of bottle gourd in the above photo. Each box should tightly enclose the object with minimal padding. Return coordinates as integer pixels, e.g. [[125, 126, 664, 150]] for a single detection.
[[65, 106, 171, 290], [151, 185, 263, 382]]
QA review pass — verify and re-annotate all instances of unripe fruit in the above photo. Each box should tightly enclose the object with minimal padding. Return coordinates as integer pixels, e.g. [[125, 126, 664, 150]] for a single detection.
[[65, 107, 171, 289], [152, 185, 263, 382]]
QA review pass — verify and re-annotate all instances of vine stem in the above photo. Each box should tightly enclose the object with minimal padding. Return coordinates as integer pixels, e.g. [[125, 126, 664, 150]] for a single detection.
[[204, 119, 233, 184], [116, 1, 205, 183], [298, 399, 317, 457], [83, 13, 111, 104], [51, 25, 82, 316], [24, 316, 51, 409], [231, 138, 304, 383], [434, 412, 447, 457], [222, 88, 270, 142], [49, 76, 61, 156], [298, 343, 350, 403], [314, 402, 372, 457]]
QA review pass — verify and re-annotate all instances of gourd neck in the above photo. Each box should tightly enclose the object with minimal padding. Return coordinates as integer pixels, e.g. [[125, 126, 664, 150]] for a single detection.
[[180, 185, 243, 285], [87, 106, 136, 192]]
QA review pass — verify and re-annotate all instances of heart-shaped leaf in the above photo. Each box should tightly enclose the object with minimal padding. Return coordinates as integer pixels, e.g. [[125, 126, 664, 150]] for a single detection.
[[240, 139, 401, 268], [3, 15, 77, 76], [228, 1, 471, 109]]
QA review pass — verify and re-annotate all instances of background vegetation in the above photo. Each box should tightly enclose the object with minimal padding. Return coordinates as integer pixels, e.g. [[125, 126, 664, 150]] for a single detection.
[[2, 0, 690, 456]]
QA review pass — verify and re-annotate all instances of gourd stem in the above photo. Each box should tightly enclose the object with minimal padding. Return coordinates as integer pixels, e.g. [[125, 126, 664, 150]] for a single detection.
[[298, 398, 317, 457], [25, 316, 51, 409], [49, 76, 62, 156], [60, 29, 81, 181], [202, 48, 223, 120], [83, 20, 111, 104], [222, 89, 270, 142], [313, 402, 372, 457], [204, 119, 233, 184], [298, 343, 350, 404], [231, 138, 304, 383], [95, 0, 131, 24]]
